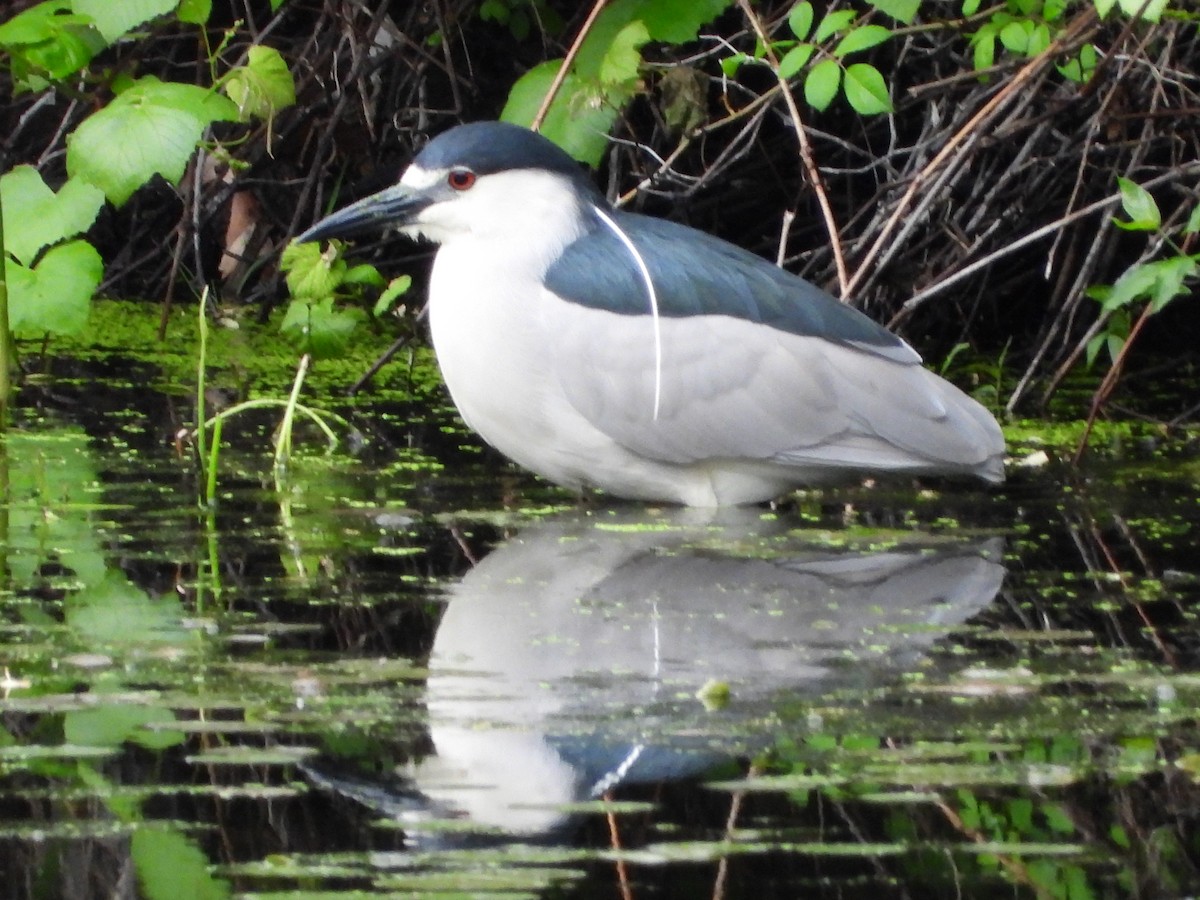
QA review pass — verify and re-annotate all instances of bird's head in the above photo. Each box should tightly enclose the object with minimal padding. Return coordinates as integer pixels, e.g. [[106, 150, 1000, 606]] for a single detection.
[[296, 121, 601, 247]]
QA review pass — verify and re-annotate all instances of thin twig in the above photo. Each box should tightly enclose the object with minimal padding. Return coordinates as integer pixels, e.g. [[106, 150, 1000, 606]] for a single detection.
[[737, 0, 848, 293], [531, 0, 610, 132]]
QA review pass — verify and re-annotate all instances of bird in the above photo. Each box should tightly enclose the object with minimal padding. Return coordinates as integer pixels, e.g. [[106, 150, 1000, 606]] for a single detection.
[[296, 121, 1005, 506]]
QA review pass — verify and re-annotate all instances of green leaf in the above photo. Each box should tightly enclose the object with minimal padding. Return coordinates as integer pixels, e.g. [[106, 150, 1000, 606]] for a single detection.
[[281, 298, 364, 359], [788, 1, 814, 39], [72, 0, 176, 44], [843, 63, 893, 114], [1114, 177, 1161, 231], [999, 20, 1030, 54], [501, 61, 619, 165], [631, 0, 733, 43], [1184, 203, 1200, 235], [1098, 262, 1160, 314], [342, 263, 385, 287], [971, 25, 996, 71], [0, 167, 105, 266], [1093, 0, 1117, 15], [176, 0, 212, 24], [223, 45, 296, 121], [7, 239, 102, 336], [1117, 0, 1167, 21], [374, 275, 413, 317], [281, 240, 346, 300], [778, 43, 815, 79], [66, 77, 239, 205], [599, 19, 649, 87], [962, 0, 982, 12], [814, 9, 857, 43], [804, 58, 841, 110], [869, 0, 919, 23], [834, 24, 892, 57], [1028, 23, 1050, 56], [1147, 256, 1197, 313], [1058, 44, 1097, 83], [1043, 0, 1068, 21], [0, 1, 105, 87], [721, 52, 750, 77]]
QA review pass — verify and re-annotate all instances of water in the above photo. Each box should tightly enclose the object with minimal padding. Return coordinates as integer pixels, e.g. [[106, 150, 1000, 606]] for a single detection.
[[1, 348, 1199, 899]]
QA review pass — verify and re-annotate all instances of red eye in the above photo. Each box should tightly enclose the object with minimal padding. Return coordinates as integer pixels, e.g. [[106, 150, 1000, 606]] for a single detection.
[[447, 168, 476, 191]]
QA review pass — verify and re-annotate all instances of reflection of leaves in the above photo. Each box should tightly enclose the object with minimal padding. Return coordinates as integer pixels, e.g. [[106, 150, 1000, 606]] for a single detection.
[[133, 826, 232, 900], [66, 704, 185, 751], [67, 570, 188, 646], [7, 429, 108, 585]]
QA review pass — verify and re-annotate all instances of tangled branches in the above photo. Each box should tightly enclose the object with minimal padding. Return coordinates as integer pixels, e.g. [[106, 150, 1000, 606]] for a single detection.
[[1, 0, 1196, 416]]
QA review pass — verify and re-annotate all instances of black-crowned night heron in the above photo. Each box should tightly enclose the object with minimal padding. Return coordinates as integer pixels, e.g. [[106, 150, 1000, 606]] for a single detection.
[[298, 121, 1005, 505]]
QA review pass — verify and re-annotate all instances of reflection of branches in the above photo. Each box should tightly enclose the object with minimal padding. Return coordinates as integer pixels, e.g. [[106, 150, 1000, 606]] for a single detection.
[[1058, 486, 1177, 667]]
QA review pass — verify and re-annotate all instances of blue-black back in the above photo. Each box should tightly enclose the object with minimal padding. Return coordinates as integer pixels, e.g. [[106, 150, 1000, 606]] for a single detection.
[[545, 208, 913, 358]]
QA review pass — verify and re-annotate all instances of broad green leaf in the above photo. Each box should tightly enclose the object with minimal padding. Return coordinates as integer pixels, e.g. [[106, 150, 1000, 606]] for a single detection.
[[1058, 44, 1097, 83], [1147, 256, 1197, 313], [282, 240, 346, 300], [281, 297, 364, 359], [869, 0, 919, 23], [573, 0, 731, 76], [1114, 177, 1160, 231], [0, 167, 105, 266], [999, 20, 1030, 54], [374, 275, 413, 317], [804, 58, 841, 111], [73, 0, 176, 44], [67, 77, 239, 205], [814, 9, 857, 43], [1043, 0, 1067, 21], [223, 45, 296, 121], [133, 826, 231, 900], [1098, 262, 1160, 314], [720, 52, 750, 77], [1028, 23, 1050, 55], [789, 1, 814, 39], [971, 26, 996, 71], [501, 61, 618, 165], [834, 24, 892, 57], [1185, 203, 1200, 235], [343, 263, 385, 287], [7, 239, 102, 336], [0, 1, 105, 86], [778, 43, 815, 79], [629, 0, 732, 43], [1117, 0, 1167, 20], [177, 0, 212, 24], [1092, 0, 1116, 15], [962, 0, 982, 12], [844, 63, 893, 114], [599, 19, 649, 87], [1085, 329, 1120, 367]]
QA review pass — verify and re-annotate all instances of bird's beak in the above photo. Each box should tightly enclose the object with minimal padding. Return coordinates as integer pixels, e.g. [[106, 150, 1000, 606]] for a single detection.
[[295, 184, 432, 244]]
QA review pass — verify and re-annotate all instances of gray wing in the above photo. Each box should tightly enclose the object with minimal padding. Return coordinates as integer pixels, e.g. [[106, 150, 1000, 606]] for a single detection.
[[542, 210, 1003, 475]]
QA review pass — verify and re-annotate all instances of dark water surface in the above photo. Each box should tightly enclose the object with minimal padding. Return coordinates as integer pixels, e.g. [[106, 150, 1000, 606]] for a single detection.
[[1, 356, 1199, 900]]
